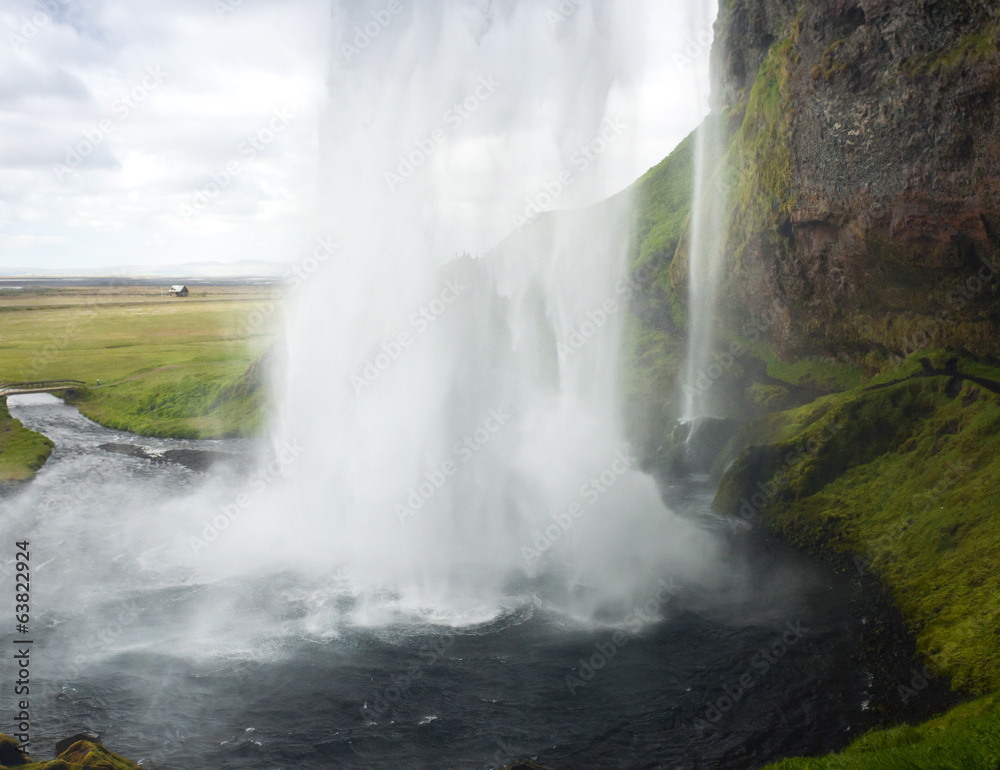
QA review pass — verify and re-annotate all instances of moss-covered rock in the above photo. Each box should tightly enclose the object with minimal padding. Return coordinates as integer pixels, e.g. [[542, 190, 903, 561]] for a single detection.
[[0, 735, 141, 770], [0, 734, 28, 766], [51, 740, 140, 770], [715, 353, 1000, 694]]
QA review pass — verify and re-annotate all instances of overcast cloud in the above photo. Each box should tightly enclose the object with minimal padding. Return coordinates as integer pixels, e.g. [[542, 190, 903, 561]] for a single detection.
[[0, 0, 714, 271]]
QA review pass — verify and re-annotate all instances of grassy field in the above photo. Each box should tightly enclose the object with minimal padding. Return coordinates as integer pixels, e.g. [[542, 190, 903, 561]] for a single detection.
[[0, 284, 280, 441]]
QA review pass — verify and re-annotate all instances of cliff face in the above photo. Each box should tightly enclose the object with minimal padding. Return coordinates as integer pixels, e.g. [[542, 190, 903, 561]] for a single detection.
[[686, 0, 1000, 704], [716, 0, 1000, 361]]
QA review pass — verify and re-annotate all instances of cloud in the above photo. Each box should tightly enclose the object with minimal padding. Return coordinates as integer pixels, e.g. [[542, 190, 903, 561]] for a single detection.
[[0, 0, 714, 271]]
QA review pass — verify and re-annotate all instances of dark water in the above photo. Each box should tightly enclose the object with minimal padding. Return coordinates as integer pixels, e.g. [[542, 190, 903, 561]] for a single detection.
[[1, 396, 878, 769]]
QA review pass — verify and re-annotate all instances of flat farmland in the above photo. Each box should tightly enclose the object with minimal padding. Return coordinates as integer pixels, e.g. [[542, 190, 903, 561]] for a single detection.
[[0, 284, 282, 438]]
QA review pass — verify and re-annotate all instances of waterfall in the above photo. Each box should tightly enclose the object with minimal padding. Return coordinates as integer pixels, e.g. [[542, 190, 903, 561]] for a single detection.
[[210, 0, 720, 624], [681, 7, 725, 423]]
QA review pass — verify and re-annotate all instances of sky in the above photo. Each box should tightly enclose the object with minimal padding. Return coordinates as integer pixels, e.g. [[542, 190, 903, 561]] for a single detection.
[[0, 0, 715, 272]]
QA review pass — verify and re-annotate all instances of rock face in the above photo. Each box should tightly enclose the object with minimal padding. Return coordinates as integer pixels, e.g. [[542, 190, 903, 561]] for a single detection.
[[714, 0, 1000, 360]]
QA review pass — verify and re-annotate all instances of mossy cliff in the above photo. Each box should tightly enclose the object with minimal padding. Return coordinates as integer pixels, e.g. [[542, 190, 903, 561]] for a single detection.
[[714, 0, 1000, 361], [622, 0, 1000, 519], [617, 0, 1000, 765]]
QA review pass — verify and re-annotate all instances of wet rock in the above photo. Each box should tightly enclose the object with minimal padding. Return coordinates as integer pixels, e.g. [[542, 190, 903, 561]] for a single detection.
[[0, 734, 27, 766], [659, 416, 744, 477], [0, 732, 140, 769], [98, 442, 235, 472], [713, 0, 1000, 360]]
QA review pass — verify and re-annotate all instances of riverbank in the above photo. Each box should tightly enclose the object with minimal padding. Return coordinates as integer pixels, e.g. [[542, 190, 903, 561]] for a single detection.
[[0, 397, 54, 489], [767, 691, 1000, 768]]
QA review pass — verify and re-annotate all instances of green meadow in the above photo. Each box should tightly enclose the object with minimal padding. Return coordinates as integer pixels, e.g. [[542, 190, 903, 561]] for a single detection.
[[0, 285, 278, 448]]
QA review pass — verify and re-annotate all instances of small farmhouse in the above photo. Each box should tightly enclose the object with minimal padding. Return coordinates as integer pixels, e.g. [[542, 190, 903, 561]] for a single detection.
[[168, 285, 189, 297]]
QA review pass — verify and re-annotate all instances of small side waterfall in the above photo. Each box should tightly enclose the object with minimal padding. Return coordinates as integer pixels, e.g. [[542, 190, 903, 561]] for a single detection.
[[681, 117, 726, 421], [681, 4, 726, 423]]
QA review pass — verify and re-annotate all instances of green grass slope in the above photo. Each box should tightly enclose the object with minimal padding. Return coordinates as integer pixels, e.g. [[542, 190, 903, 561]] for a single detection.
[[0, 398, 54, 485], [765, 692, 1000, 769], [716, 352, 1000, 694]]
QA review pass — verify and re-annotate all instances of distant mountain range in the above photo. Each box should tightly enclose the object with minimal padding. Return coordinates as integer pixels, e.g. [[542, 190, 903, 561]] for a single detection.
[[0, 260, 287, 278]]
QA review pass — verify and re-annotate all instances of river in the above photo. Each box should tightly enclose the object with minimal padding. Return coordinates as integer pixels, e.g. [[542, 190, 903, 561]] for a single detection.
[[0, 394, 879, 769]]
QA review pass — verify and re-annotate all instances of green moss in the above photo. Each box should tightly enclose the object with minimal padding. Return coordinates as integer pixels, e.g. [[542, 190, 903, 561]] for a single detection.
[[765, 692, 1000, 768], [715, 354, 1000, 694], [765, 355, 865, 392], [630, 129, 696, 275], [903, 27, 999, 77], [53, 740, 140, 769], [731, 34, 796, 250], [620, 314, 685, 456], [0, 398, 55, 483], [619, 125, 708, 450], [747, 382, 792, 409], [811, 39, 848, 81], [0, 735, 141, 769]]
